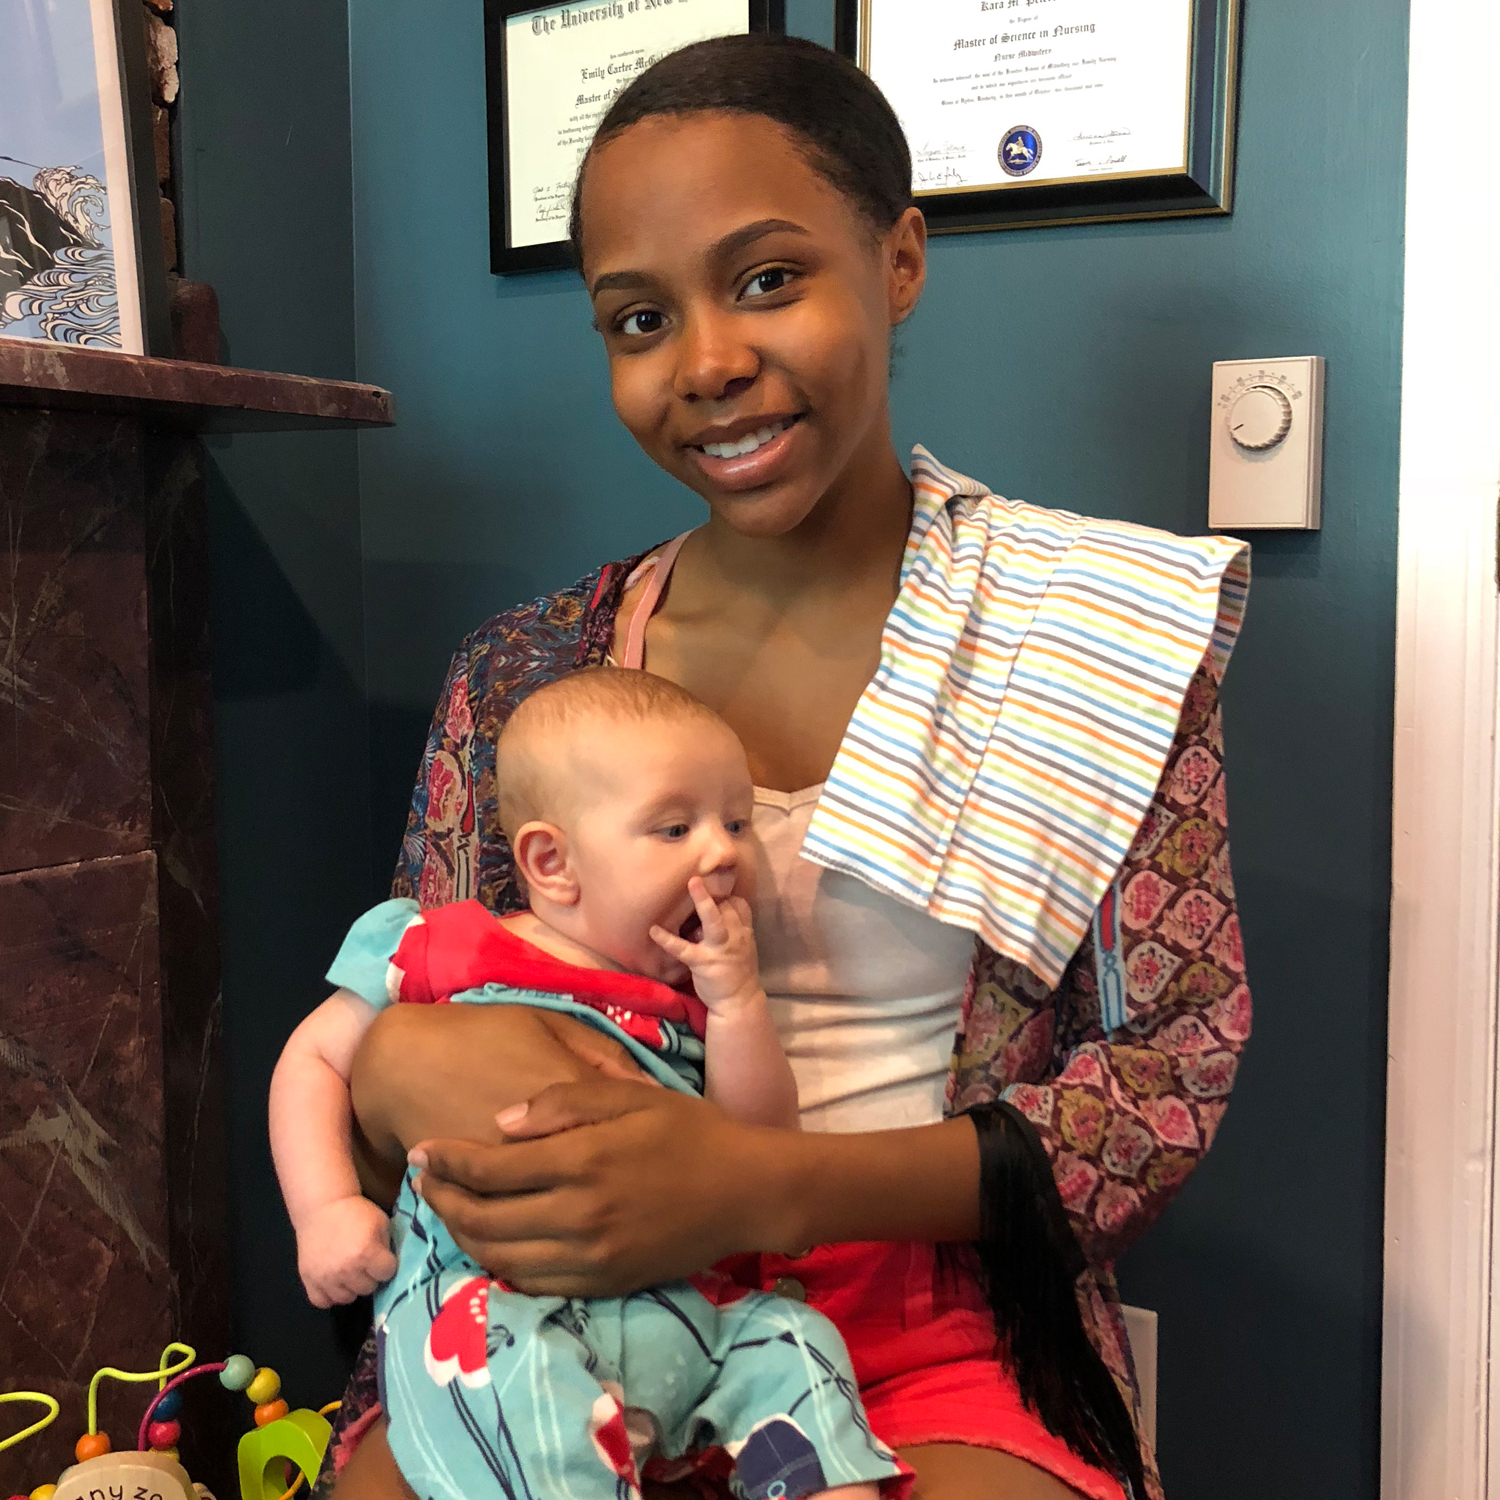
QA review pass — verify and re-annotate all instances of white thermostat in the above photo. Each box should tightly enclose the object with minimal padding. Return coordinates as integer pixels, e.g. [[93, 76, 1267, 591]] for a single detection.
[[1208, 356, 1325, 530]]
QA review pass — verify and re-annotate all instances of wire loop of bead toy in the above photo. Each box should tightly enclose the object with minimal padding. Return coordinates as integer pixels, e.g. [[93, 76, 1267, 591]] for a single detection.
[[0, 1391, 60, 1456]]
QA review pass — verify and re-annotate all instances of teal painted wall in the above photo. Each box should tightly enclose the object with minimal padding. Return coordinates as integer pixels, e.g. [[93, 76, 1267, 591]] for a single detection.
[[175, 0, 374, 1398], [178, 0, 1407, 1489]]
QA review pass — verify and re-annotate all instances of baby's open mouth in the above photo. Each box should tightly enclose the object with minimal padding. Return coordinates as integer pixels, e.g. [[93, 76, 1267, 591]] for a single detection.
[[678, 912, 703, 944]]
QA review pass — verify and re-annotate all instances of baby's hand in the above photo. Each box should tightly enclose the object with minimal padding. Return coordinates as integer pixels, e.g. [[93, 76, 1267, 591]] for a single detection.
[[650, 876, 763, 1016], [294, 1196, 397, 1309]]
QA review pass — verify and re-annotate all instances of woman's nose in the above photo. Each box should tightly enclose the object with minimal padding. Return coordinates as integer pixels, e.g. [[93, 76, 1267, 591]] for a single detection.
[[673, 307, 758, 403]]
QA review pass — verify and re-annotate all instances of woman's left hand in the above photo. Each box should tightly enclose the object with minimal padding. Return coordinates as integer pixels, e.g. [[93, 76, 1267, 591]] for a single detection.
[[409, 1079, 786, 1297]]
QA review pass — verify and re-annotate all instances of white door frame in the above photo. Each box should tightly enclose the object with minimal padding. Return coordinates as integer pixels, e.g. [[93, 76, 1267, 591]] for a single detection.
[[1381, 3, 1500, 1496]]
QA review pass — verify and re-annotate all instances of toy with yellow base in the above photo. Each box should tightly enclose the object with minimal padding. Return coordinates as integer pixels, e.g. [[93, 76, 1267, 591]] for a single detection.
[[2, 1344, 335, 1500]]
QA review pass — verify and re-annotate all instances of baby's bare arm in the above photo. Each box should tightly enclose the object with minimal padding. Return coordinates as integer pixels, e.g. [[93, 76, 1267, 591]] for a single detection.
[[350, 1003, 653, 1203], [651, 881, 799, 1130], [702, 999, 799, 1130]]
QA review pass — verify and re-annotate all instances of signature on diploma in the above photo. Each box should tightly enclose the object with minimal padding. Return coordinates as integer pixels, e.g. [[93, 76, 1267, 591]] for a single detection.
[[1073, 153, 1129, 171], [913, 141, 968, 189], [915, 163, 967, 188], [914, 140, 967, 163], [1072, 127, 1133, 144]]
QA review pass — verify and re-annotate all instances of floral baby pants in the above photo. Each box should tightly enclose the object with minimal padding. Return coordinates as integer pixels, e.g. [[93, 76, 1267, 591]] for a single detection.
[[375, 1172, 906, 1500]]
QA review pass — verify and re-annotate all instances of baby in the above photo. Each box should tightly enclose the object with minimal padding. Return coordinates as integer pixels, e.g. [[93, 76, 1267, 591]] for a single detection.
[[269, 668, 905, 1500]]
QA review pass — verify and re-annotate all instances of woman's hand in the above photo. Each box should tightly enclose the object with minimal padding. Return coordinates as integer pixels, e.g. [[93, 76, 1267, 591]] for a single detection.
[[410, 1080, 790, 1297]]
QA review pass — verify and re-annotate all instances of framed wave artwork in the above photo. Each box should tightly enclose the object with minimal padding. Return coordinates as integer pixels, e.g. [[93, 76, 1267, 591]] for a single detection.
[[0, 0, 170, 355]]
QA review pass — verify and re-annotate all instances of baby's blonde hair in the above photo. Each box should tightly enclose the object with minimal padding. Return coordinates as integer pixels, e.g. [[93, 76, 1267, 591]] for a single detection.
[[496, 667, 730, 841]]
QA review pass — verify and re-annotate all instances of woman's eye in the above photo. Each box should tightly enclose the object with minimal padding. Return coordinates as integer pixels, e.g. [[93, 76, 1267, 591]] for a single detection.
[[741, 267, 791, 300], [617, 308, 664, 337]]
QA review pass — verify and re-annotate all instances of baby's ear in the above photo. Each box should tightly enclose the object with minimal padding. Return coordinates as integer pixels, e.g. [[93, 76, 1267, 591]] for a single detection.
[[512, 821, 578, 905]]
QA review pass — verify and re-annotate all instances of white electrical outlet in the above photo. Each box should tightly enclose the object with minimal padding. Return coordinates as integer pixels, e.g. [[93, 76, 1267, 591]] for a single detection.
[[1121, 1304, 1158, 1450], [1208, 356, 1325, 530]]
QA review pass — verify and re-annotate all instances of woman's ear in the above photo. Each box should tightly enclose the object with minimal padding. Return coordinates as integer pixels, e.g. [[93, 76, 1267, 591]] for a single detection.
[[512, 821, 579, 906], [887, 206, 927, 327]]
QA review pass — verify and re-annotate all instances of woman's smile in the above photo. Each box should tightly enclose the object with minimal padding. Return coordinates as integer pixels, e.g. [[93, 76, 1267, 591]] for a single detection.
[[683, 412, 806, 491]]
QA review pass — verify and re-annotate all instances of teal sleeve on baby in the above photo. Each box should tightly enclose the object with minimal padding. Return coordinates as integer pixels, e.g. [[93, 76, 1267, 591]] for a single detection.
[[325, 897, 422, 1009]]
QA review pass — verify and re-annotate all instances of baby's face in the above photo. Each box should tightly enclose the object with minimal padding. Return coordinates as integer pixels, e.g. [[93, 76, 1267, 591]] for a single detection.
[[561, 715, 756, 984]]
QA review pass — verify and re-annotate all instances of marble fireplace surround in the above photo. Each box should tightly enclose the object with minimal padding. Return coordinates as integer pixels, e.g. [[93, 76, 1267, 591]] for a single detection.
[[0, 341, 392, 1492]]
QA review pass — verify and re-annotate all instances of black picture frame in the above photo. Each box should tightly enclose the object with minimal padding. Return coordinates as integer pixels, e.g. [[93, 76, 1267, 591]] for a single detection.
[[835, 0, 1241, 234], [485, 0, 787, 276]]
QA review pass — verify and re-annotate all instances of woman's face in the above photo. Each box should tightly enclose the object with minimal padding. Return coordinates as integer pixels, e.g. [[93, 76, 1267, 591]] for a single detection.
[[578, 112, 926, 538]]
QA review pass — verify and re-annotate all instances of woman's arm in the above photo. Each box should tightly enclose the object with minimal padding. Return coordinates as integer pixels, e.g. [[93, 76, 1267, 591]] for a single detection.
[[350, 999, 661, 1171], [408, 1079, 979, 1296], [953, 658, 1250, 1266]]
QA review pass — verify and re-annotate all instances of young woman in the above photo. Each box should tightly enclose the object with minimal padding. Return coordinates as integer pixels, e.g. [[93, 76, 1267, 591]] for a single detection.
[[314, 34, 1250, 1500]]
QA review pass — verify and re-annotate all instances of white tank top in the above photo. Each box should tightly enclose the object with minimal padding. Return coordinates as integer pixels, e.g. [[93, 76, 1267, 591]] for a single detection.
[[752, 785, 974, 1133], [618, 535, 974, 1135]]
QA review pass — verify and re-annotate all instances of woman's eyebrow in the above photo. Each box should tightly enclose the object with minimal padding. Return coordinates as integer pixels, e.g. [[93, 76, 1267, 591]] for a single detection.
[[711, 217, 811, 262], [591, 269, 653, 297], [589, 219, 811, 299]]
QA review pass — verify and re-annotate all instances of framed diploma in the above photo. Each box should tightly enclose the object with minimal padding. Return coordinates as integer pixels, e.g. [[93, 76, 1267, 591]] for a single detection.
[[485, 0, 786, 274], [836, 0, 1240, 232]]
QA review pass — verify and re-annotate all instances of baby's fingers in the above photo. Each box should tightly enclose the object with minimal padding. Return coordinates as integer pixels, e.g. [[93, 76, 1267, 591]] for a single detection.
[[345, 1268, 380, 1299], [720, 895, 754, 931], [686, 876, 728, 944], [650, 923, 692, 960]]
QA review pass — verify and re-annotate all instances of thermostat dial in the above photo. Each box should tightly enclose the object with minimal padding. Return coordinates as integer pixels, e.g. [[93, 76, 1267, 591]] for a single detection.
[[1226, 385, 1294, 451]]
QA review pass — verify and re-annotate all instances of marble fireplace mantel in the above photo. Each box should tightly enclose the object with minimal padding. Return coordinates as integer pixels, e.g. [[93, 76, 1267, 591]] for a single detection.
[[0, 339, 395, 431], [0, 337, 393, 1491]]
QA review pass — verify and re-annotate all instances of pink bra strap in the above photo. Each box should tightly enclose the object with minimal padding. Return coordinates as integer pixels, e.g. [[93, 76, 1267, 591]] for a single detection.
[[621, 530, 691, 670]]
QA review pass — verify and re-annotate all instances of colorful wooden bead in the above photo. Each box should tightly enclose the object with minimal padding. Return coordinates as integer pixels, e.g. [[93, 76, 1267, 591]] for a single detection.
[[74, 1431, 111, 1461], [245, 1367, 281, 1406], [148, 1419, 182, 1450], [153, 1388, 183, 1420], [29, 1486, 57, 1500], [220, 1354, 255, 1391], [253, 1399, 289, 1428], [10, 1492, 32, 1499]]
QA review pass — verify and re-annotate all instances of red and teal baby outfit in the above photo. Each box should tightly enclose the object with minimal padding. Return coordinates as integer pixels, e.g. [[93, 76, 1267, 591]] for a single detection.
[[327, 898, 908, 1500]]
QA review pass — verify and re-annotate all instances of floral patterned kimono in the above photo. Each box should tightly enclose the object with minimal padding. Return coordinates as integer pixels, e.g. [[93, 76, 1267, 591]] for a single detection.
[[312, 532, 1248, 1500]]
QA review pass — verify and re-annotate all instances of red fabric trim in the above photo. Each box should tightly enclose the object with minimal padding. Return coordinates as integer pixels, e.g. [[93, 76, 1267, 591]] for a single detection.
[[392, 900, 708, 1039], [331, 1403, 384, 1476]]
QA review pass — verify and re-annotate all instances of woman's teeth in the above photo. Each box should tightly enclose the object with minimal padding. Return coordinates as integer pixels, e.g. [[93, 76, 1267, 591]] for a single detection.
[[699, 420, 792, 459]]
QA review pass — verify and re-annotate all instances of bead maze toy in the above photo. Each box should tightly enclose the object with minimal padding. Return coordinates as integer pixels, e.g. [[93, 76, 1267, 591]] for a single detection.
[[3, 1344, 338, 1500]]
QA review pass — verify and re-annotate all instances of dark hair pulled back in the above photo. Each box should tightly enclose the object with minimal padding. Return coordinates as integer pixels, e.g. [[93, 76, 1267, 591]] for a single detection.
[[567, 33, 913, 265]]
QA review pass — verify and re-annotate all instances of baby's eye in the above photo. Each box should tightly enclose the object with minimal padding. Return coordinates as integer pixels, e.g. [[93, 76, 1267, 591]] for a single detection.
[[659, 823, 690, 840], [741, 267, 792, 300], [617, 308, 665, 337], [725, 818, 748, 836]]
